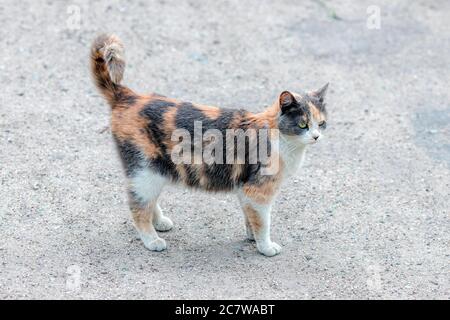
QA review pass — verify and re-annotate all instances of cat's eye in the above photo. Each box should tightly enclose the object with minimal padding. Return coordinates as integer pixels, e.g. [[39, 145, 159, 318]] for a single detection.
[[298, 122, 308, 129], [319, 121, 326, 127]]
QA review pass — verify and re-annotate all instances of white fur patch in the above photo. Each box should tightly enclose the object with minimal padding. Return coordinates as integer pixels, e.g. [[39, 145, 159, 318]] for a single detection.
[[130, 167, 167, 204], [279, 136, 307, 176]]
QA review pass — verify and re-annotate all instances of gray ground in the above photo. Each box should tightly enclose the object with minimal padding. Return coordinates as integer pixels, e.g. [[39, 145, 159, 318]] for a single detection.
[[0, 0, 449, 299]]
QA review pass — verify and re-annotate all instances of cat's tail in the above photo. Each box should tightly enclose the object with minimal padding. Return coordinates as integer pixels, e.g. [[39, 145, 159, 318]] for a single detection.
[[90, 34, 127, 106]]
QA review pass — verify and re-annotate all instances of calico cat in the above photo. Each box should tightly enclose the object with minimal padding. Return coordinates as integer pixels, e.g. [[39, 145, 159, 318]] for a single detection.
[[90, 34, 328, 256]]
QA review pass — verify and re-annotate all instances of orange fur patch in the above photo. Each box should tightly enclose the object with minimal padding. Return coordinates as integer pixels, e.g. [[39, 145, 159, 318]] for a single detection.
[[176, 164, 188, 182], [131, 205, 154, 233], [244, 204, 262, 234], [231, 164, 244, 182], [111, 98, 162, 158], [248, 103, 279, 129], [194, 104, 221, 120], [242, 180, 278, 204], [241, 155, 283, 204], [308, 102, 325, 122], [162, 106, 178, 149]]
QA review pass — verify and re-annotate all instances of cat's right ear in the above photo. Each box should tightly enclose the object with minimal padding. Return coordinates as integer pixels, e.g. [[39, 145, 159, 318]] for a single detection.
[[279, 91, 296, 113]]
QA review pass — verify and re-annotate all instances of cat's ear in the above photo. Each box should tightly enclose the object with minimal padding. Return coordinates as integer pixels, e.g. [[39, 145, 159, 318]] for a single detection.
[[311, 83, 329, 103], [279, 91, 296, 113]]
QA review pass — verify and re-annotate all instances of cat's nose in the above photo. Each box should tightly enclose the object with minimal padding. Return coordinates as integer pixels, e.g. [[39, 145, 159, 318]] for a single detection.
[[313, 135, 320, 140]]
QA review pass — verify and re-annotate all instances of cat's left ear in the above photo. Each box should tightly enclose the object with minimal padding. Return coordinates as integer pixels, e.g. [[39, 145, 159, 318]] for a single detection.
[[311, 83, 329, 103], [279, 91, 297, 113]]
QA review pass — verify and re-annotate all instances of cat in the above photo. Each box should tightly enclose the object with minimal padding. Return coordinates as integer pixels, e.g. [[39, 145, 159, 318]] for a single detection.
[[90, 34, 328, 256]]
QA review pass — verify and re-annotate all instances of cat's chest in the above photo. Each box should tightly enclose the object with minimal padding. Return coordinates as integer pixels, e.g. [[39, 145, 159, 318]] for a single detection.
[[278, 139, 307, 177]]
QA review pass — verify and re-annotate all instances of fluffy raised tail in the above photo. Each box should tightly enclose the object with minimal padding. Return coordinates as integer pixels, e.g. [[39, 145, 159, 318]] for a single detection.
[[90, 34, 126, 105]]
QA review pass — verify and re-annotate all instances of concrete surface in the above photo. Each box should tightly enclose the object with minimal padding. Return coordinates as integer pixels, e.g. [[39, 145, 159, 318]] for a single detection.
[[0, 0, 449, 299]]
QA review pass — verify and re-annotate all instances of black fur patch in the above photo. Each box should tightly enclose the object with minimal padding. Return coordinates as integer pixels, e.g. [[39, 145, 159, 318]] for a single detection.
[[149, 155, 179, 181], [140, 99, 179, 180], [140, 99, 176, 127], [203, 164, 235, 191], [175, 103, 236, 136], [140, 99, 175, 150], [114, 137, 142, 176], [183, 165, 201, 187], [116, 87, 137, 105]]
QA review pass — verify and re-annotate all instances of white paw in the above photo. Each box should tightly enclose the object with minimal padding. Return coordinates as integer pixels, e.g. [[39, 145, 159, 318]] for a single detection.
[[143, 237, 167, 252], [154, 216, 173, 232], [257, 241, 282, 257]]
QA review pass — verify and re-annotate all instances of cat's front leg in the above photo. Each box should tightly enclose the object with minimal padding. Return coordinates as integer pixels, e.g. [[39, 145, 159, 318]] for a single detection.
[[237, 190, 281, 257]]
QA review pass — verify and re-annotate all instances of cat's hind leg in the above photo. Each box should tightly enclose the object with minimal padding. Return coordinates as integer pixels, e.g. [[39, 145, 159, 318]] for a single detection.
[[130, 204, 166, 251], [152, 203, 174, 232], [128, 168, 169, 251]]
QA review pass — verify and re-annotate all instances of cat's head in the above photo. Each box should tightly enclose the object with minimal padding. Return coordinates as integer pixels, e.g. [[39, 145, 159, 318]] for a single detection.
[[277, 83, 328, 145]]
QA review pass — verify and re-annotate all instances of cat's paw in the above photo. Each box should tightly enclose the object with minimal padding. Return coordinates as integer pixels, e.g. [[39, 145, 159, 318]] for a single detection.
[[143, 238, 167, 252], [154, 216, 173, 232], [257, 241, 282, 257]]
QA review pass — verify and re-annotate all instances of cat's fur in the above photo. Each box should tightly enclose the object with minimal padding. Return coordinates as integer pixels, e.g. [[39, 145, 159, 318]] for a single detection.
[[90, 34, 328, 256]]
